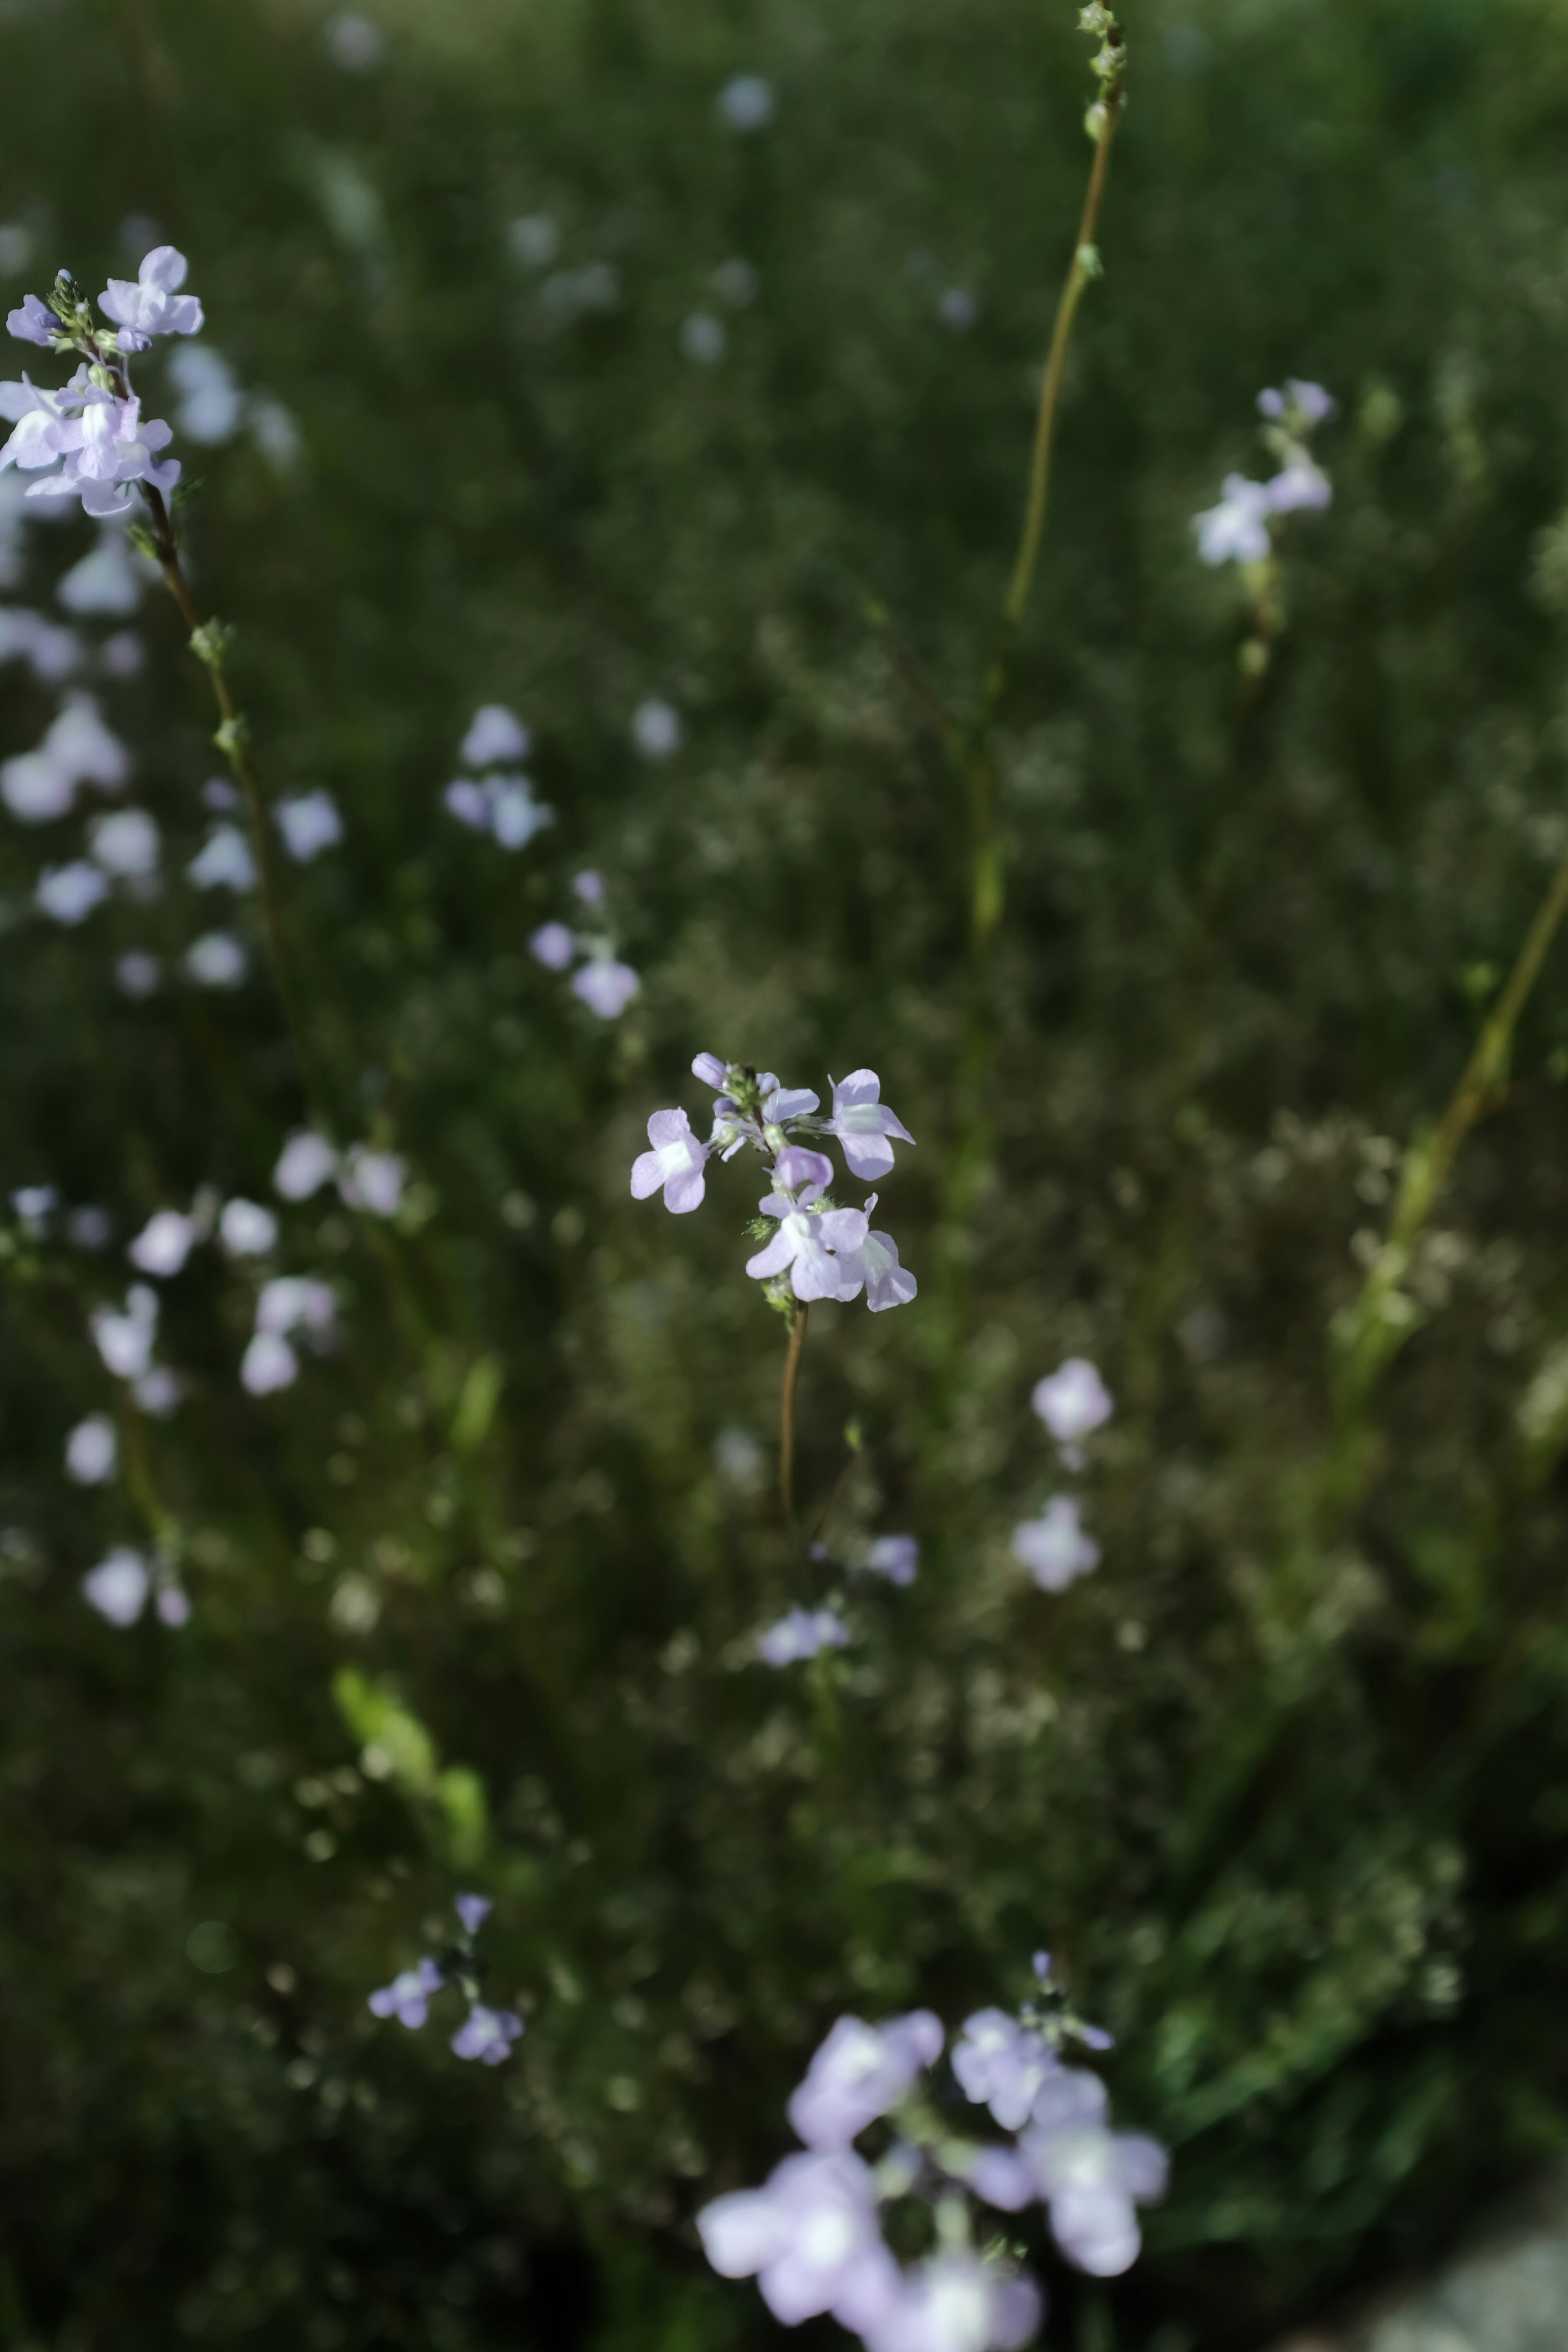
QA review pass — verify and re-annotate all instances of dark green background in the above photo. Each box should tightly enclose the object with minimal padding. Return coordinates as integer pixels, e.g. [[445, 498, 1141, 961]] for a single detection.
[[5, 0, 1568, 2344]]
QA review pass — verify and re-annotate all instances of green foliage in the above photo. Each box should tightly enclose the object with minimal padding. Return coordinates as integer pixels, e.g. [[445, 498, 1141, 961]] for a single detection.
[[5, 0, 1568, 2347]]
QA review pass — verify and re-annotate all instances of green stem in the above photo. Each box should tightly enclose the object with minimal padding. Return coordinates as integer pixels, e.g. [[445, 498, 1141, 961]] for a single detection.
[[779, 1304, 809, 1535]]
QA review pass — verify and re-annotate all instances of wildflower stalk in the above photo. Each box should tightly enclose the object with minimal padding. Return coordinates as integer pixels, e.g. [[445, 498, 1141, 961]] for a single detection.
[[779, 1304, 810, 1534]]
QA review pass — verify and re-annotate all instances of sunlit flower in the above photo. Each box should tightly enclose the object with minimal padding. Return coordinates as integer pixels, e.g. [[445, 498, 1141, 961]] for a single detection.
[[570, 955, 641, 1018], [275, 790, 342, 861], [65, 1412, 118, 1485], [128, 1208, 194, 1277], [83, 1546, 149, 1626], [273, 1129, 338, 1201], [1011, 1498, 1099, 1592], [98, 245, 203, 347], [746, 1189, 870, 1304], [826, 1069, 915, 1182], [631, 1107, 709, 1214]]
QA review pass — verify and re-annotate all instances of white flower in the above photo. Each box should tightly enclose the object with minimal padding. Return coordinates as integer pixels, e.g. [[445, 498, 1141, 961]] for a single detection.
[[487, 777, 552, 849], [187, 823, 256, 892], [1193, 473, 1272, 566], [274, 790, 342, 861], [273, 1130, 338, 1201], [91, 1286, 158, 1380], [1031, 1358, 1112, 1446], [65, 1413, 117, 1485], [83, 1546, 149, 1626], [128, 1209, 194, 1277], [184, 931, 247, 988], [1011, 1497, 1099, 1592], [630, 697, 682, 761], [218, 1197, 277, 1256], [3, 750, 75, 821], [241, 1331, 298, 1395], [88, 806, 159, 878], [36, 861, 107, 923], [338, 1146, 404, 1217]]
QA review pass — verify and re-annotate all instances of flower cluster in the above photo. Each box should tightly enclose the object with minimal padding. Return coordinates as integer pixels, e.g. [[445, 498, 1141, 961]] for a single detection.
[[82, 1544, 189, 1629], [366, 1894, 523, 2066], [443, 703, 553, 849], [3, 251, 203, 519], [633, 1057, 917, 1313], [756, 1534, 919, 1668], [529, 868, 641, 1018], [1192, 378, 1335, 567], [698, 1959, 1166, 2349], [1011, 1359, 1111, 1596]]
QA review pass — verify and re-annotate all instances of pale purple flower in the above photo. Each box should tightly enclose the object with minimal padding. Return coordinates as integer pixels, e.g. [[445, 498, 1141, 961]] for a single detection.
[[962, 2146, 1037, 2214], [952, 2010, 1057, 2132], [570, 956, 640, 1018], [99, 246, 203, 346], [47, 694, 131, 791], [58, 528, 143, 615], [91, 1283, 158, 1380], [7, 293, 56, 347], [630, 697, 682, 760], [1266, 457, 1332, 513], [832, 1198, 918, 1312], [83, 1546, 150, 1626], [451, 2002, 523, 2064], [698, 2149, 901, 2332], [156, 1584, 191, 1627], [36, 861, 107, 923], [133, 1365, 181, 1417], [1031, 1359, 1112, 1448], [692, 1050, 728, 1089], [864, 2251, 1042, 2352], [460, 704, 530, 768], [12, 1184, 55, 1227], [1011, 1498, 1099, 1592], [443, 778, 490, 829], [65, 1413, 117, 1485], [1258, 379, 1335, 424], [3, 748, 76, 822], [115, 951, 161, 998], [572, 869, 605, 906], [166, 342, 242, 443], [0, 608, 82, 687], [274, 791, 342, 861], [787, 2012, 943, 2151], [631, 1107, 709, 1213], [273, 1129, 338, 1201], [757, 1605, 850, 1666], [716, 75, 775, 132], [89, 806, 159, 878], [218, 1198, 277, 1256], [746, 1156, 869, 1303], [529, 921, 576, 971], [184, 932, 247, 988], [338, 1146, 405, 1218], [102, 630, 143, 677], [1193, 474, 1271, 566], [487, 776, 553, 849], [368, 1957, 443, 2029], [240, 1331, 297, 1395], [864, 1535, 918, 1586], [1022, 2070, 1167, 2277], [29, 386, 180, 517], [825, 1069, 915, 1182], [455, 1893, 491, 1935], [255, 1275, 335, 1339], [188, 824, 256, 891], [128, 1209, 194, 1278]]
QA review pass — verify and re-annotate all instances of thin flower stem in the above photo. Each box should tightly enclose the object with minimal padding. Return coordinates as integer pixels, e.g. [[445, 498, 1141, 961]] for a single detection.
[[779, 1303, 810, 1535]]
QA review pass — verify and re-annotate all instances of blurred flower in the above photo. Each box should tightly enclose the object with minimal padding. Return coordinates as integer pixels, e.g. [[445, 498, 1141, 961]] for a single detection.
[[952, 2011, 1056, 2132], [65, 1412, 117, 1485], [1267, 456, 1332, 512], [274, 790, 342, 861], [631, 1108, 710, 1213], [1258, 378, 1335, 423], [184, 931, 247, 988], [57, 527, 142, 615], [1031, 1358, 1112, 1448], [82, 1546, 148, 1626], [631, 697, 681, 761], [757, 1606, 851, 1667], [218, 1197, 277, 1257], [156, 1585, 191, 1627], [1021, 2070, 1167, 2276], [0, 608, 82, 686], [937, 286, 979, 333], [450, 2003, 524, 2064], [274, 1130, 338, 1200], [338, 1146, 404, 1217], [165, 342, 242, 443], [11, 1184, 54, 1228], [864, 1535, 918, 1586], [368, 1958, 443, 2029], [488, 777, 552, 849], [187, 823, 256, 891], [99, 246, 203, 346], [36, 861, 107, 922], [115, 950, 160, 998], [133, 1364, 181, 1417], [827, 1070, 915, 1182], [240, 1331, 297, 1395], [102, 630, 142, 677], [47, 694, 130, 790], [507, 216, 560, 270], [869, 2250, 1041, 2352], [443, 778, 489, 830], [66, 1205, 112, 1249], [716, 74, 775, 131], [788, 2012, 943, 2150], [1011, 1498, 1099, 1592], [713, 258, 760, 306], [128, 1209, 194, 1277], [681, 312, 727, 366], [89, 806, 159, 878], [460, 704, 530, 767], [572, 869, 605, 906], [699, 2149, 899, 2331], [529, 921, 577, 972], [1193, 473, 1272, 566], [326, 12, 386, 70], [455, 1893, 491, 1935], [256, 1276, 335, 1339], [570, 955, 640, 1018]]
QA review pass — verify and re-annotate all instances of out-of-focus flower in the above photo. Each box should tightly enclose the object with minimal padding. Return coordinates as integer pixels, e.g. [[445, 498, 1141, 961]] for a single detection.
[[240, 1331, 298, 1395], [83, 1546, 148, 1626], [91, 1283, 158, 1380], [66, 1205, 112, 1248], [952, 2010, 1057, 2132], [826, 1070, 916, 1181], [572, 869, 605, 906], [115, 951, 160, 997], [937, 285, 980, 333], [716, 74, 775, 131], [488, 777, 551, 849], [631, 1108, 709, 1214], [187, 823, 256, 892], [529, 921, 576, 971], [47, 694, 130, 791], [128, 1208, 194, 1277], [0, 607, 82, 685], [36, 861, 107, 922], [184, 931, 247, 988], [508, 216, 560, 270], [1193, 473, 1272, 566], [218, 1197, 277, 1257], [57, 528, 143, 615], [757, 1606, 850, 1667], [165, 342, 242, 443], [65, 1412, 117, 1485], [864, 1535, 918, 1586], [865, 2250, 1041, 2352], [788, 2012, 944, 2151], [450, 2003, 524, 2065], [681, 312, 727, 366], [99, 246, 203, 346], [274, 791, 342, 861], [1267, 456, 1332, 513], [12, 1184, 55, 1228], [274, 1130, 338, 1201], [455, 1893, 492, 1935], [133, 1365, 181, 1417], [443, 778, 489, 830], [102, 630, 142, 677], [203, 776, 241, 813], [156, 1584, 191, 1627], [338, 1146, 404, 1218], [630, 697, 681, 761], [699, 2149, 900, 2332], [570, 955, 641, 1018], [88, 806, 159, 878], [1031, 1359, 1112, 1448], [1258, 378, 1335, 424], [368, 1957, 443, 2029], [1011, 1498, 1099, 1592], [326, 10, 386, 69], [255, 1276, 335, 1339], [460, 704, 530, 768], [1021, 2070, 1167, 2277]]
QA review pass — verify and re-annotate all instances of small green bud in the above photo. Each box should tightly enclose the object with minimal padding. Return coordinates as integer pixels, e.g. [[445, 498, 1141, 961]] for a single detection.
[[214, 714, 251, 757], [1084, 99, 1107, 141], [1076, 243, 1103, 281], [190, 619, 235, 668], [1077, 2, 1113, 32], [126, 522, 159, 564]]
